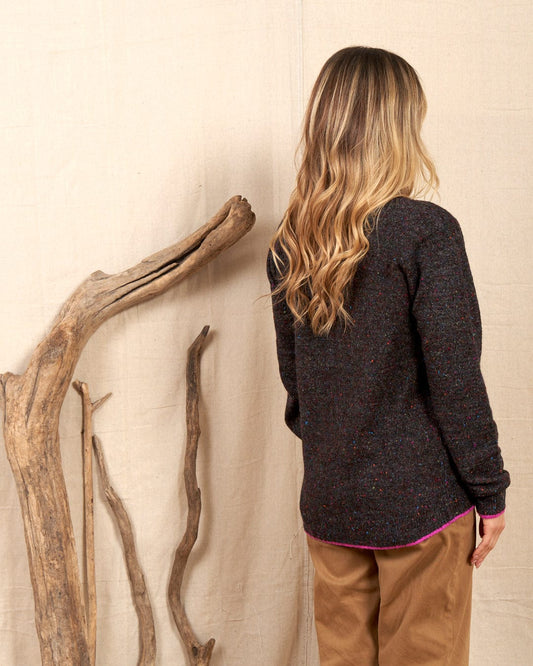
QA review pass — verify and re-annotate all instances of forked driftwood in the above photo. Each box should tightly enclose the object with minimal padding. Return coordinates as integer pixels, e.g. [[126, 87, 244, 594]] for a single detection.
[[92, 433, 156, 665], [168, 325, 215, 666], [72, 380, 112, 665], [0, 196, 255, 665]]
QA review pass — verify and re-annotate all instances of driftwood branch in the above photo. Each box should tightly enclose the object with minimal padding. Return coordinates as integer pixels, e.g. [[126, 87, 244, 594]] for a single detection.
[[71, 380, 111, 666], [168, 325, 215, 666], [0, 196, 254, 664], [92, 433, 156, 666]]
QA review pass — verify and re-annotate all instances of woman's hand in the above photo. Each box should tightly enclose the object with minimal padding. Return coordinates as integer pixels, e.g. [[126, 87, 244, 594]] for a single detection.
[[471, 513, 506, 568]]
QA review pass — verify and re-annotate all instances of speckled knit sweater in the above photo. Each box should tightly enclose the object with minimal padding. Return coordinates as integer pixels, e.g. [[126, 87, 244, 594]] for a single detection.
[[266, 196, 510, 549]]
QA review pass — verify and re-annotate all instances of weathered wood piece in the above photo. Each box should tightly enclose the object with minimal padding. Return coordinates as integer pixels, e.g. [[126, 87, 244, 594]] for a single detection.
[[71, 380, 111, 666], [0, 196, 254, 665], [92, 433, 156, 666], [168, 325, 215, 666]]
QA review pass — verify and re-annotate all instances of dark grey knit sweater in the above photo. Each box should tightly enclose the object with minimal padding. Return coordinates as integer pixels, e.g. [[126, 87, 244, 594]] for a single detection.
[[267, 196, 510, 549]]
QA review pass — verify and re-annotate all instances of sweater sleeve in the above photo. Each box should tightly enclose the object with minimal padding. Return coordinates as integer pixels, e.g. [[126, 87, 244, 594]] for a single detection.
[[411, 212, 510, 516], [266, 248, 301, 439]]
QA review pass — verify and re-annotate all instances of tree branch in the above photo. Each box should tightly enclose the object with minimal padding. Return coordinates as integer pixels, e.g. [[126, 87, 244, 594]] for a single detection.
[[0, 196, 254, 664], [92, 433, 156, 666], [72, 381, 111, 666], [168, 325, 215, 666]]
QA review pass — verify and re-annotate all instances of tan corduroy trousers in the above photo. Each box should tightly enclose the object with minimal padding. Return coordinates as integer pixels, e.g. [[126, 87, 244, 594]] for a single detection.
[[306, 509, 476, 666]]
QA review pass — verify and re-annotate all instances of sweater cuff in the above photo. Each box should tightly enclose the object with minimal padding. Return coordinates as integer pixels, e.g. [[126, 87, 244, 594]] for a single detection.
[[478, 509, 506, 519], [475, 491, 506, 518]]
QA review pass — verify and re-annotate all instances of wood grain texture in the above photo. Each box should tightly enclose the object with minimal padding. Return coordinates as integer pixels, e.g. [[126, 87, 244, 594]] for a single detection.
[[168, 325, 215, 666], [72, 380, 111, 665], [93, 433, 156, 666], [0, 196, 255, 664]]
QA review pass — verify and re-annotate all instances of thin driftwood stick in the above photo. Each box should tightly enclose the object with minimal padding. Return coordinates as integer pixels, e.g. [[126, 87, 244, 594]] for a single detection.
[[72, 381, 111, 666], [92, 433, 156, 666], [0, 196, 254, 665], [168, 325, 215, 666]]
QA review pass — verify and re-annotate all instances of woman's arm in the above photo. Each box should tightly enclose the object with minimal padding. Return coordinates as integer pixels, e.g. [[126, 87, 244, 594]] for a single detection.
[[411, 209, 510, 520], [266, 248, 301, 438]]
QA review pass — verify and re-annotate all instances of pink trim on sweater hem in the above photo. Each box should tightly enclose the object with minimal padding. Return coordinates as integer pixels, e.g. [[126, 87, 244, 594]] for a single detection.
[[478, 509, 505, 519], [305, 506, 475, 550]]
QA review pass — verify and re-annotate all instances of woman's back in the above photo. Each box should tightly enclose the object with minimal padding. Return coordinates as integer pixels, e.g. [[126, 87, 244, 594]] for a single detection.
[[267, 195, 508, 548]]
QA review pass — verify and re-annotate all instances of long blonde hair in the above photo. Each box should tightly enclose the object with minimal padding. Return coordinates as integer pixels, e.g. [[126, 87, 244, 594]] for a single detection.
[[268, 46, 439, 336]]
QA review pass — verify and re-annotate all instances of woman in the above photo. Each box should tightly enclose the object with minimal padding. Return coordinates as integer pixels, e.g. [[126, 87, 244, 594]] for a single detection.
[[266, 46, 510, 665]]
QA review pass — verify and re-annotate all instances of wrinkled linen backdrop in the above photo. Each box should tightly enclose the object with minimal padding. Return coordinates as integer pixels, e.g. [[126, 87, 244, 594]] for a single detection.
[[0, 1, 530, 664]]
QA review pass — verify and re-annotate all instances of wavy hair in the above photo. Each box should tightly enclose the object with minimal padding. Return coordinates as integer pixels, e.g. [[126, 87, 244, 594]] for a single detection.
[[268, 46, 439, 336]]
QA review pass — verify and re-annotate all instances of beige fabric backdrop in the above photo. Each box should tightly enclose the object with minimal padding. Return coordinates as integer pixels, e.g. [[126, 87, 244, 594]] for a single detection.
[[0, 1, 530, 664]]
